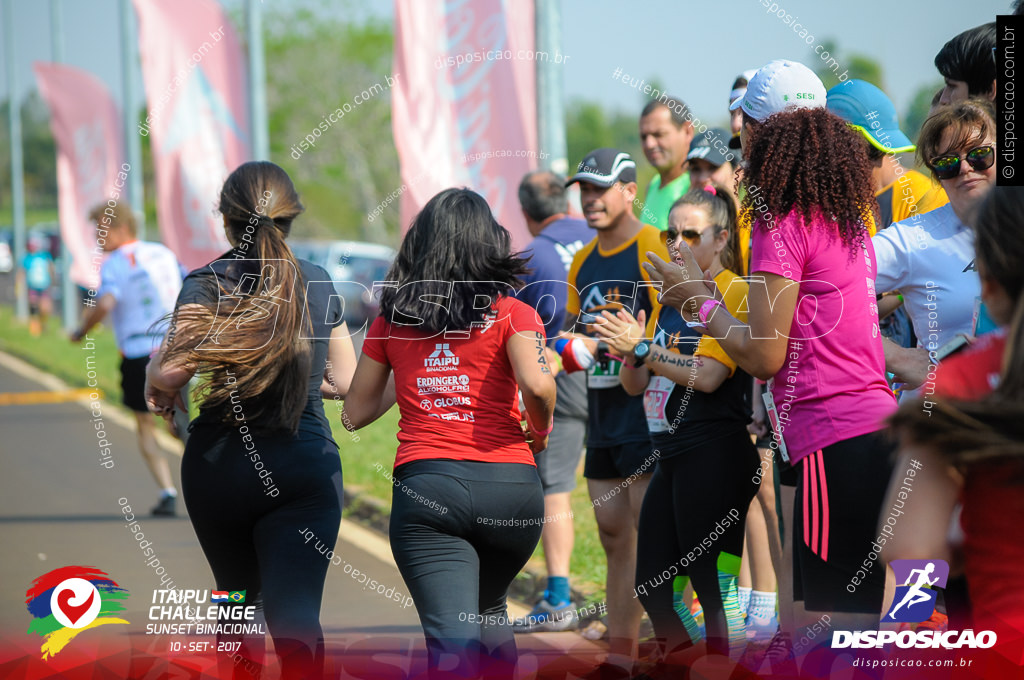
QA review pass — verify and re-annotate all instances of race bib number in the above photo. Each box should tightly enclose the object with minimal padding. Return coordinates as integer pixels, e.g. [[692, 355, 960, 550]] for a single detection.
[[587, 359, 621, 389], [643, 376, 675, 433]]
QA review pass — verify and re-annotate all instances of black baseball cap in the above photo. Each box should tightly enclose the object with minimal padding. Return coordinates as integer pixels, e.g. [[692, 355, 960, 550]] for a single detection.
[[687, 128, 736, 167], [566, 148, 637, 187]]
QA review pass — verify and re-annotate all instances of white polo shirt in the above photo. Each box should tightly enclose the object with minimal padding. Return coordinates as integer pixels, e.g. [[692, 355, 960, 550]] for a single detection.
[[98, 240, 183, 359], [873, 203, 980, 352]]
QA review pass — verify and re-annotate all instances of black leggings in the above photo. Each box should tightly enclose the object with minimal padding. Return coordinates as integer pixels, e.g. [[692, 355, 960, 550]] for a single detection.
[[635, 429, 760, 657], [181, 424, 343, 679], [388, 459, 544, 680]]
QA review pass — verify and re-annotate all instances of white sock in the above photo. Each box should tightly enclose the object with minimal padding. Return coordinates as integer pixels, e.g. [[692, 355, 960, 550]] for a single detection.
[[750, 590, 777, 620], [738, 586, 752, 616], [161, 488, 178, 498]]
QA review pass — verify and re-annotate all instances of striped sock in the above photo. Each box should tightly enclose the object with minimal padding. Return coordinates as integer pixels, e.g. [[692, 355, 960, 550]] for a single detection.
[[717, 552, 746, 658], [672, 576, 703, 643]]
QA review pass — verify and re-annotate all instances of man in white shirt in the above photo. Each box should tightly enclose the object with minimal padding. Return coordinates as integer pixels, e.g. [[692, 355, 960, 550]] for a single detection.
[[71, 203, 184, 515]]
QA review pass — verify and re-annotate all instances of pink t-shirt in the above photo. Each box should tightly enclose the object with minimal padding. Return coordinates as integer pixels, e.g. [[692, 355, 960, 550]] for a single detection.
[[749, 211, 896, 463]]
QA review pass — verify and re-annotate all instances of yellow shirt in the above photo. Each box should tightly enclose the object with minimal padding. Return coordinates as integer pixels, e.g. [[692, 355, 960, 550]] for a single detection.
[[694, 269, 748, 376], [877, 169, 948, 227], [566, 224, 669, 322], [914, 184, 951, 217], [643, 268, 747, 376]]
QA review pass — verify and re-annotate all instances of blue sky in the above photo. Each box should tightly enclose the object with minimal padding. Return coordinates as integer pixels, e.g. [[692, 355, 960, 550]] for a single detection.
[[0, 0, 1008, 130]]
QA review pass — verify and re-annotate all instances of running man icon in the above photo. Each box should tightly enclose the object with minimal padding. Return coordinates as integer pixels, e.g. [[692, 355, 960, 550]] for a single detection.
[[885, 559, 950, 623], [889, 563, 939, 619]]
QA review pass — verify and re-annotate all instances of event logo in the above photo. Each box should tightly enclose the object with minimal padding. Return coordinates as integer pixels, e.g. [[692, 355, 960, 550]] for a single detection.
[[25, 566, 129, 659], [885, 559, 949, 623], [425, 343, 459, 371], [832, 558, 995, 650]]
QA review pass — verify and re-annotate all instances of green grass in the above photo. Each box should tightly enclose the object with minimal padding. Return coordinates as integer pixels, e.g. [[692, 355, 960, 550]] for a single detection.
[[0, 305, 123, 401], [0, 305, 608, 598], [564, 484, 606, 596]]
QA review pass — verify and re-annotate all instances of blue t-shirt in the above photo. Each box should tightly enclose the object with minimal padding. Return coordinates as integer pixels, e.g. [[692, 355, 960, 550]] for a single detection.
[[23, 252, 53, 291], [516, 216, 593, 339]]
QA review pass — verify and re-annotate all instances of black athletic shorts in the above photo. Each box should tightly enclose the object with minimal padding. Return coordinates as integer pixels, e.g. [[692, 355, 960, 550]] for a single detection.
[[120, 355, 151, 413], [584, 441, 655, 480], [792, 430, 894, 614]]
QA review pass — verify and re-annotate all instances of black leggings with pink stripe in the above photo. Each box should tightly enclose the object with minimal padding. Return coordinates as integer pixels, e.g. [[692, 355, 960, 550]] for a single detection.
[[791, 430, 894, 614]]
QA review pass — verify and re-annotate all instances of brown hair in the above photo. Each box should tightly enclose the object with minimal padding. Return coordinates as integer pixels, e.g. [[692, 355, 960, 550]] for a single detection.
[[889, 186, 1024, 466], [741, 107, 876, 252], [162, 161, 311, 434], [917, 98, 996, 182], [670, 184, 742, 275], [88, 202, 137, 234]]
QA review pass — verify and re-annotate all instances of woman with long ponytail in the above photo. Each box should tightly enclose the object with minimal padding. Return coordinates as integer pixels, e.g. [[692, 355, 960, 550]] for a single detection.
[[145, 161, 357, 679]]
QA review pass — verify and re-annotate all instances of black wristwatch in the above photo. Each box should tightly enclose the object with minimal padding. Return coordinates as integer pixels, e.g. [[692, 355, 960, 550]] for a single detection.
[[632, 340, 651, 367]]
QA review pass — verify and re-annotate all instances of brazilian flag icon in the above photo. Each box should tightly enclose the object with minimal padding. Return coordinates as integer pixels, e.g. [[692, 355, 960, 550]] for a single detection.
[[229, 590, 246, 603]]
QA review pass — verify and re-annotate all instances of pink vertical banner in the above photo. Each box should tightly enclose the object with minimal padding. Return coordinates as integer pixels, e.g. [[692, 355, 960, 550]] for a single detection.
[[33, 62, 125, 290], [133, 0, 251, 270], [392, 0, 538, 249]]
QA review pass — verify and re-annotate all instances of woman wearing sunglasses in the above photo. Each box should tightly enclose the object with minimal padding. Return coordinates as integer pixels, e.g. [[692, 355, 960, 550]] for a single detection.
[[592, 186, 758, 669], [874, 98, 996, 391], [642, 106, 897, 650]]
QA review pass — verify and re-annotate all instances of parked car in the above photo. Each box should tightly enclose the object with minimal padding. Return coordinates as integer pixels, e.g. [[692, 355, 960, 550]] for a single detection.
[[288, 240, 396, 328], [0, 241, 12, 273]]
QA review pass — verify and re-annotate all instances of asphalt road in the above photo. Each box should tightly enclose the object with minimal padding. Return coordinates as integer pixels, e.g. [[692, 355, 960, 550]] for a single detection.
[[0, 354, 604, 679]]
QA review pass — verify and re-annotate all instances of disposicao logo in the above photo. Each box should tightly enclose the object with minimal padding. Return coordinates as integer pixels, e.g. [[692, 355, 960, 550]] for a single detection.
[[25, 566, 129, 658], [886, 559, 949, 623], [833, 559, 997, 650]]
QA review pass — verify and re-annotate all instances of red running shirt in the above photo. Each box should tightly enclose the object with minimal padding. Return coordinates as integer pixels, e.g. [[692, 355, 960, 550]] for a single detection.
[[362, 296, 543, 469], [931, 331, 1024, 650], [931, 329, 1006, 401]]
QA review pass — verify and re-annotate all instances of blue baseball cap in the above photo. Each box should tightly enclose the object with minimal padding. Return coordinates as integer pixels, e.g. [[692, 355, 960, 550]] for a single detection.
[[826, 80, 914, 154]]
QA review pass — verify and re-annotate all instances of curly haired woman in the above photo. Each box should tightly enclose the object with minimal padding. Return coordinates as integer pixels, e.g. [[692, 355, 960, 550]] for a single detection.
[[647, 106, 898, 641]]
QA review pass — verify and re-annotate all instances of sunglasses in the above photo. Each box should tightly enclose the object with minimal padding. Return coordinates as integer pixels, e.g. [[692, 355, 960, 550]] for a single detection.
[[662, 227, 711, 244], [929, 145, 995, 181]]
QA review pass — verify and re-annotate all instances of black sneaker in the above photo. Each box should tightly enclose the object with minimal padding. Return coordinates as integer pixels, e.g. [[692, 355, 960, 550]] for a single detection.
[[151, 495, 177, 516]]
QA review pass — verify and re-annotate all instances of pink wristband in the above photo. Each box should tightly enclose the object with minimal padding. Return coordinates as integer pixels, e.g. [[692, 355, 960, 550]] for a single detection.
[[698, 298, 724, 326], [529, 418, 554, 437]]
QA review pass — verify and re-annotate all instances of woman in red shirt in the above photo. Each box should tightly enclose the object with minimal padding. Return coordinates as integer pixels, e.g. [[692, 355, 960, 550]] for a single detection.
[[887, 185, 1024, 664], [343, 188, 557, 680]]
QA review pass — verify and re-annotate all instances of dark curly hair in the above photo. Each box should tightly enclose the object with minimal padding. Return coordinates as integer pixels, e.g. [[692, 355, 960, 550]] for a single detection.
[[741, 107, 876, 253]]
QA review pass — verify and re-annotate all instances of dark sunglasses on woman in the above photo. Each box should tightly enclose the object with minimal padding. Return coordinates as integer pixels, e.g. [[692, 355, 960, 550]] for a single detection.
[[661, 227, 709, 244], [929, 145, 995, 181]]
